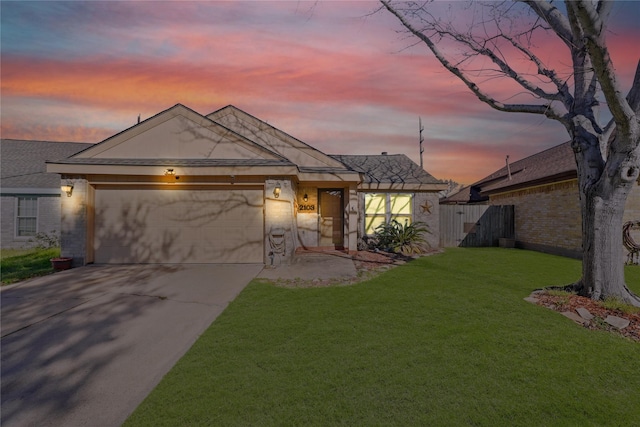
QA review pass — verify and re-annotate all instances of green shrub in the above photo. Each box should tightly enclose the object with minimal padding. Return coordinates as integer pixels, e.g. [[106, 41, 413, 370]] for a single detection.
[[373, 219, 430, 255], [29, 230, 60, 249]]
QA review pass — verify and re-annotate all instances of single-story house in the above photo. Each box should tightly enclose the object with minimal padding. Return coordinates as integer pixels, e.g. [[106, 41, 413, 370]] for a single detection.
[[445, 141, 640, 258], [1, 140, 93, 249], [46, 104, 446, 266]]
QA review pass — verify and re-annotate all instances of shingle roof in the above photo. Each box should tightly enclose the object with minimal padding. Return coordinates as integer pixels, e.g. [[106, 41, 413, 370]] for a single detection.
[[331, 154, 442, 185], [439, 184, 488, 204], [1, 140, 93, 189], [209, 105, 349, 170], [477, 141, 576, 195]]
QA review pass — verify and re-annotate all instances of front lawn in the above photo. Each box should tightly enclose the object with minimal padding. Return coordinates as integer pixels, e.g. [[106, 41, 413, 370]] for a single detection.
[[1, 248, 60, 285], [126, 248, 640, 426]]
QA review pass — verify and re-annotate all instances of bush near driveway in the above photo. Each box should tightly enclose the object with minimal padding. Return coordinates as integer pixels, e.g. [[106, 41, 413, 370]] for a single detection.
[[126, 248, 640, 426]]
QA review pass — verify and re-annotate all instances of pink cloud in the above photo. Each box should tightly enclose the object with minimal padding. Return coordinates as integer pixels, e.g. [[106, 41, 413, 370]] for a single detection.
[[1, 0, 637, 185]]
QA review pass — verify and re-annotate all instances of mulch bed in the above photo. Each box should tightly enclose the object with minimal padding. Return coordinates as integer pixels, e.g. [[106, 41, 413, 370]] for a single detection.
[[534, 292, 640, 343], [351, 249, 441, 274]]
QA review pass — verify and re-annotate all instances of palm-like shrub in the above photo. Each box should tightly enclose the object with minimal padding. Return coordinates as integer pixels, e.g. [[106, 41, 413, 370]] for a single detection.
[[373, 220, 430, 255]]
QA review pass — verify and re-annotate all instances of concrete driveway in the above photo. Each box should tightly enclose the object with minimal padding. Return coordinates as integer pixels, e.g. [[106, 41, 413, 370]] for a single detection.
[[1, 263, 262, 427]]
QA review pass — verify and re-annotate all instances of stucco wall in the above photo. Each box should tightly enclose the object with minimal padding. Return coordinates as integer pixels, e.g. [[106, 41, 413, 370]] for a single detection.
[[264, 179, 296, 266], [490, 180, 582, 256], [413, 192, 441, 250], [1, 195, 61, 249], [295, 186, 319, 248]]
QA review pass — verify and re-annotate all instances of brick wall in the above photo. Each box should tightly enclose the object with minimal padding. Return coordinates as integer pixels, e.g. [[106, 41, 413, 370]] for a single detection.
[[623, 181, 640, 224], [490, 179, 640, 260], [1, 195, 61, 249], [490, 180, 582, 256], [0, 196, 17, 248], [60, 179, 88, 266], [37, 196, 62, 242]]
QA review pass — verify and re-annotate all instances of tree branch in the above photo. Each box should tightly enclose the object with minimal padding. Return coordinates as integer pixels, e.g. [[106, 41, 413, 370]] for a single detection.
[[574, 0, 636, 134], [380, 0, 566, 122], [520, 0, 574, 48], [436, 28, 562, 102], [499, 33, 574, 107]]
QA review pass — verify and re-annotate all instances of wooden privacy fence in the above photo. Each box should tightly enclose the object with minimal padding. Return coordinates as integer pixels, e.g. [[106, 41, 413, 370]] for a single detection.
[[440, 205, 514, 247]]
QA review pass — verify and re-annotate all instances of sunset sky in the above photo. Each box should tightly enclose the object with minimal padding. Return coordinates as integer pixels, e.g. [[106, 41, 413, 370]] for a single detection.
[[2, 1, 639, 184]]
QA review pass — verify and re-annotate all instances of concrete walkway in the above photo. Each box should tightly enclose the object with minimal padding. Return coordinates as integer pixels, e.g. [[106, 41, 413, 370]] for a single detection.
[[257, 250, 358, 282], [1, 263, 262, 427]]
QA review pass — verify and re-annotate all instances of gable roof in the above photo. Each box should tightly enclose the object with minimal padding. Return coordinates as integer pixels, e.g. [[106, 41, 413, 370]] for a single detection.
[[1, 140, 93, 191], [331, 154, 446, 191], [478, 141, 576, 195], [72, 104, 287, 162], [46, 104, 359, 182], [208, 105, 349, 171]]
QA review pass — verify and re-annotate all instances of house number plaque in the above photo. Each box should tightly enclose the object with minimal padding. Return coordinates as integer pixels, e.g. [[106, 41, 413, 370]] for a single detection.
[[298, 204, 316, 212]]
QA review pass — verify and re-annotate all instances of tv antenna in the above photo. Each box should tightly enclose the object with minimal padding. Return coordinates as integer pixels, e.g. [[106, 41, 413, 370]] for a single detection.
[[419, 117, 425, 169]]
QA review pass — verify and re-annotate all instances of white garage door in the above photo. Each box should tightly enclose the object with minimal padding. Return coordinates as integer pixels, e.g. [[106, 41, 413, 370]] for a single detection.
[[94, 186, 264, 264]]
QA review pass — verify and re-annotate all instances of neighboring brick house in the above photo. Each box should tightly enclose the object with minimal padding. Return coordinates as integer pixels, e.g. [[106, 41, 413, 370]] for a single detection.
[[45, 104, 446, 266], [1, 140, 93, 249], [473, 141, 640, 258]]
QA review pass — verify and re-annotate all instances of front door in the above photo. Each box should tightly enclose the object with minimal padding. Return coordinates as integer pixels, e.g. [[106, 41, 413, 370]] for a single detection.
[[318, 189, 344, 249]]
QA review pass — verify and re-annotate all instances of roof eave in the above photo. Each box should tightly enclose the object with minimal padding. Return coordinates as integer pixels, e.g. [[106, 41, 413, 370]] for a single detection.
[[481, 171, 577, 196], [46, 163, 300, 177], [358, 182, 448, 192]]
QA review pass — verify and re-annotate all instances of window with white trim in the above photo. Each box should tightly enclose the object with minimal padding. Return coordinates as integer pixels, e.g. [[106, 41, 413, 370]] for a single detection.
[[16, 196, 38, 237], [364, 193, 413, 235]]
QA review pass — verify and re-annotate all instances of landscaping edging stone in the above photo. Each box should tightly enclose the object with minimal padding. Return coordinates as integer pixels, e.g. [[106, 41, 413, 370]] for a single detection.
[[526, 290, 640, 342], [576, 307, 594, 321], [605, 315, 630, 329]]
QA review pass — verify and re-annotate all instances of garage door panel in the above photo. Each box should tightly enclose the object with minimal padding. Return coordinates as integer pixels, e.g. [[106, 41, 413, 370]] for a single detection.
[[95, 188, 264, 264]]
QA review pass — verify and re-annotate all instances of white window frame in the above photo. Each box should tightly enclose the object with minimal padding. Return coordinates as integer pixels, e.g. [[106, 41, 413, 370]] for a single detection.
[[16, 196, 38, 238], [364, 193, 413, 235]]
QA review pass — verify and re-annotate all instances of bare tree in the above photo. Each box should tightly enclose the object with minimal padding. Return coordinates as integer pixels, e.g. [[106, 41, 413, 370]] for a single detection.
[[380, 0, 640, 306]]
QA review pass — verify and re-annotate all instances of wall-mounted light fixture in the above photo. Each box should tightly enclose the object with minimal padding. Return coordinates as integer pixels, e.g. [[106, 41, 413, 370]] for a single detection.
[[61, 182, 74, 197], [273, 183, 281, 198], [164, 168, 176, 176], [303, 193, 308, 202]]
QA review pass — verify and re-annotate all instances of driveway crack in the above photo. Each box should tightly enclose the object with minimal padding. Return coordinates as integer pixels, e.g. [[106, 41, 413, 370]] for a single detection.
[[1, 295, 105, 339]]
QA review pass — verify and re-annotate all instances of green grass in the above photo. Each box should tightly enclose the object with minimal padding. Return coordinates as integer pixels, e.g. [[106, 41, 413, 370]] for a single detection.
[[0, 248, 38, 260], [0, 247, 60, 285], [126, 248, 640, 426]]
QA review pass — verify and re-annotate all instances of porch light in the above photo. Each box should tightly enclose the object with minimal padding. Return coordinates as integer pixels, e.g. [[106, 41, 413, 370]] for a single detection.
[[303, 193, 308, 202], [164, 168, 176, 176], [273, 183, 281, 198], [61, 183, 74, 197]]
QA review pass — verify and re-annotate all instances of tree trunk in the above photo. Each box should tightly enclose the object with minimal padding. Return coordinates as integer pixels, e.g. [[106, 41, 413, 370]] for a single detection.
[[574, 134, 640, 307]]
